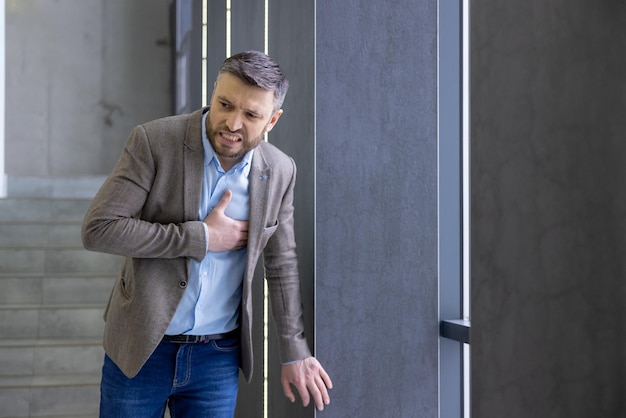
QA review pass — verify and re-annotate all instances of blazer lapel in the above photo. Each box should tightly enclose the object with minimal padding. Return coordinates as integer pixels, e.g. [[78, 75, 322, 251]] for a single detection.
[[248, 147, 271, 261], [183, 108, 207, 221]]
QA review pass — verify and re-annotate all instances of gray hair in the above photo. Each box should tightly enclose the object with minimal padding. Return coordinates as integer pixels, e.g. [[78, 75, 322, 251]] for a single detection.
[[218, 51, 289, 111]]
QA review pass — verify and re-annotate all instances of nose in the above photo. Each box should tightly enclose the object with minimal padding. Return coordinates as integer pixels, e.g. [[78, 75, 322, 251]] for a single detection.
[[226, 112, 243, 131]]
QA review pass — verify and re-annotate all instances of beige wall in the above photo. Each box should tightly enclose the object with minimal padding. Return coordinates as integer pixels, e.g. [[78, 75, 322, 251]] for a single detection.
[[5, 0, 172, 178]]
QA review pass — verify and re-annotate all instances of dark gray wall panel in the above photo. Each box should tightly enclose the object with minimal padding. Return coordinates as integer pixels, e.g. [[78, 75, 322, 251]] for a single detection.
[[231, 0, 265, 54], [471, 1, 626, 417], [268, 0, 316, 416], [315, 1, 439, 417], [205, 0, 226, 96]]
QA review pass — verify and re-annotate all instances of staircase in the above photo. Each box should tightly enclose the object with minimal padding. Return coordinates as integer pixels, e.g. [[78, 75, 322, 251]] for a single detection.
[[0, 197, 120, 418]]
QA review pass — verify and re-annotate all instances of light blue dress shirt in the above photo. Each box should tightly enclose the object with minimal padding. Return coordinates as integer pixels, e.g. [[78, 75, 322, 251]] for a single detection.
[[166, 111, 252, 336]]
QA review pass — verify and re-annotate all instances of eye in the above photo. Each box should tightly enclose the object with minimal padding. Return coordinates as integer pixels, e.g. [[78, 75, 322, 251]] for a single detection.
[[246, 112, 260, 119], [220, 101, 232, 110]]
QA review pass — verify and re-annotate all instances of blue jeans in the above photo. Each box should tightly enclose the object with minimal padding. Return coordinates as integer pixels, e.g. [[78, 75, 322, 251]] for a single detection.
[[100, 337, 240, 418]]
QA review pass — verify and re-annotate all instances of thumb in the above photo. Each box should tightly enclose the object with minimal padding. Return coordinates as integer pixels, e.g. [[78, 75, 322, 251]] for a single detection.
[[214, 189, 233, 213]]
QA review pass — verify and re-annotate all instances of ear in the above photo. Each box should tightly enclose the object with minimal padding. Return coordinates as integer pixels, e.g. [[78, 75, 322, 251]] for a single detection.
[[264, 109, 283, 133]]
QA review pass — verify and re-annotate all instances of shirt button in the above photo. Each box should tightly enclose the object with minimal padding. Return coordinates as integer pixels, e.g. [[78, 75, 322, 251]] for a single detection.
[[178, 280, 187, 288], [202, 271, 208, 277]]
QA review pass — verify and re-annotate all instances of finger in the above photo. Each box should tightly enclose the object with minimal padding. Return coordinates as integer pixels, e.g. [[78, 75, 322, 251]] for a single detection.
[[319, 367, 333, 390], [214, 189, 233, 213], [315, 374, 330, 406], [307, 379, 326, 411], [281, 379, 296, 403], [296, 383, 311, 408], [315, 376, 330, 405]]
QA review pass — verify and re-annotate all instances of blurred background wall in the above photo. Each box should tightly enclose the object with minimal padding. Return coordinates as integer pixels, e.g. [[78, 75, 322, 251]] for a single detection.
[[4, 0, 171, 195]]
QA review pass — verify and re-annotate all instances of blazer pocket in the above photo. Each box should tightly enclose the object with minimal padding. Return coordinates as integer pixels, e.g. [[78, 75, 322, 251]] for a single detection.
[[259, 220, 279, 248], [118, 274, 134, 300], [264, 220, 279, 235]]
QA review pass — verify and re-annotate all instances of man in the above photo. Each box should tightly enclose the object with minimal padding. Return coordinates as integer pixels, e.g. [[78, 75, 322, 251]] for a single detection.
[[82, 51, 331, 417]]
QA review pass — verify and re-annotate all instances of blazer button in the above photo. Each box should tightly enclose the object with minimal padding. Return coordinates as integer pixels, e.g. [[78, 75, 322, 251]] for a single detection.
[[178, 280, 187, 288]]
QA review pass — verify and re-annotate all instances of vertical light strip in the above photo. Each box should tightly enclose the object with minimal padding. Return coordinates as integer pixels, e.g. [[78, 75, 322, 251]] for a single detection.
[[462, 0, 471, 323], [0, 0, 6, 197], [263, 1, 270, 417], [462, 1, 471, 418], [201, 0, 208, 106], [262, 0, 270, 144], [225, 0, 231, 58]]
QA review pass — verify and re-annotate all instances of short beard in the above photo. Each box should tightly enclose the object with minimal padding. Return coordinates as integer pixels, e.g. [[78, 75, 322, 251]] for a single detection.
[[207, 127, 264, 161], [207, 119, 267, 161]]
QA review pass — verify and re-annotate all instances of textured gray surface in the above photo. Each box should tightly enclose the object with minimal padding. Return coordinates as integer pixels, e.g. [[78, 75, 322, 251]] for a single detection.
[[315, 1, 439, 417], [471, 1, 626, 417]]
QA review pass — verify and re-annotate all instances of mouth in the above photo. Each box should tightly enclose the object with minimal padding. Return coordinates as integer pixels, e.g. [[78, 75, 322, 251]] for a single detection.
[[220, 132, 242, 143]]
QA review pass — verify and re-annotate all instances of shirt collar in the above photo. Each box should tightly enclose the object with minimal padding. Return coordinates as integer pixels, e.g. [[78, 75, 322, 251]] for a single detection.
[[201, 110, 253, 175]]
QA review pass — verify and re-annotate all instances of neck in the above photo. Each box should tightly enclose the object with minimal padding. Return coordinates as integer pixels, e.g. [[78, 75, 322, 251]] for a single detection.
[[217, 154, 243, 172]]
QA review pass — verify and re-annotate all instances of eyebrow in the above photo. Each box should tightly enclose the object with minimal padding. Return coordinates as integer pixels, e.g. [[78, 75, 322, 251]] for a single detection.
[[216, 95, 265, 118]]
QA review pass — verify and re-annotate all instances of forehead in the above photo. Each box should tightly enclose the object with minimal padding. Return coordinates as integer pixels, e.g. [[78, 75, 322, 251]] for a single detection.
[[213, 73, 275, 112]]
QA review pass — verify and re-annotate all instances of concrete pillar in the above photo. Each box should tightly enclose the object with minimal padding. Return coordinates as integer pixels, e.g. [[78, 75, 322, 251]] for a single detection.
[[315, 1, 440, 416]]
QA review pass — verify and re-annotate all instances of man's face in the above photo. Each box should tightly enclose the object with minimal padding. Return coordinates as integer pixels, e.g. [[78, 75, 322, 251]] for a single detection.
[[207, 72, 282, 170]]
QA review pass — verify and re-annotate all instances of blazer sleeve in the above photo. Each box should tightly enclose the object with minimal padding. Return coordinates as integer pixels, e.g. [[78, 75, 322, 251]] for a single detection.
[[263, 157, 312, 363], [81, 124, 207, 261]]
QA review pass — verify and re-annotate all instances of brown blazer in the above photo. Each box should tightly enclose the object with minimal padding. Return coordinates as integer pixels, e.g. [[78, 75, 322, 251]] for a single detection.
[[82, 108, 311, 381]]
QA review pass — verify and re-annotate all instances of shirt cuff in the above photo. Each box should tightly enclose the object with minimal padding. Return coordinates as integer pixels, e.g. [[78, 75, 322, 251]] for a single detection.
[[202, 222, 209, 252]]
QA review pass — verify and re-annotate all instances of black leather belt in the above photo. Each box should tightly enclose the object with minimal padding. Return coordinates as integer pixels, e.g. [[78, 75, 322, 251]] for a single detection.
[[163, 329, 239, 344]]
